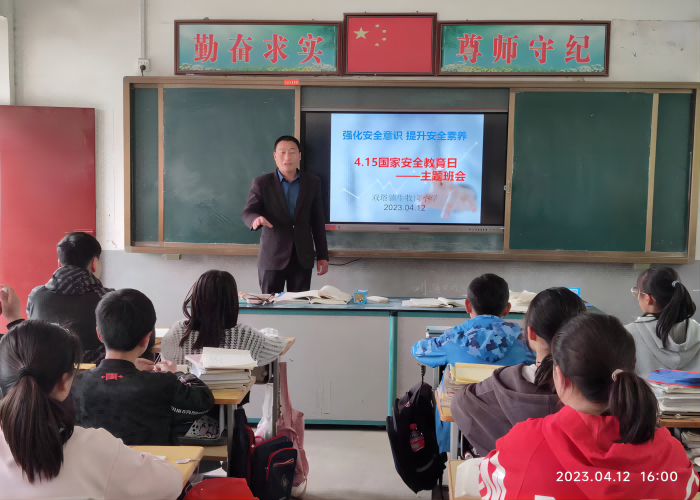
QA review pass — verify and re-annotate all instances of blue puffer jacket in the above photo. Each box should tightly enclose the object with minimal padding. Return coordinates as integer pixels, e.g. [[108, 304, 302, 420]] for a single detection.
[[411, 314, 535, 454]]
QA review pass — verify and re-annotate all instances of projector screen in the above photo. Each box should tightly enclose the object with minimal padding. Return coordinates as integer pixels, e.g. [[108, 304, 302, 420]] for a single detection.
[[330, 113, 484, 225], [302, 111, 508, 231]]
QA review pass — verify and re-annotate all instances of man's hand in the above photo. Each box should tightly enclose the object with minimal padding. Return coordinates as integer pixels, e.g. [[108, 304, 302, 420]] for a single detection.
[[0, 285, 23, 323], [317, 259, 329, 276], [154, 360, 178, 373], [135, 358, 156, 371], [252, 216, 273, 230]]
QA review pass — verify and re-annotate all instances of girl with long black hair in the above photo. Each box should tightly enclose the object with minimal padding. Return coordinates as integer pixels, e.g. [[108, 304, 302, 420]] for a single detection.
[[627, 266, 699, 374]]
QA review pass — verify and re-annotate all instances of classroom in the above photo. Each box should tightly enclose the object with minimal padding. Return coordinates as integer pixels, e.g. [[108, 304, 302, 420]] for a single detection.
[[0, 1, 699, 499]]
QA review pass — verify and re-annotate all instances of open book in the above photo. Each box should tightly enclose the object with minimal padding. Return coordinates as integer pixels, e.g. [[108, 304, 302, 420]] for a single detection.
[[508, 290, 537, 313], [402, 297, 464, 308], [271, 285, 352, 305]]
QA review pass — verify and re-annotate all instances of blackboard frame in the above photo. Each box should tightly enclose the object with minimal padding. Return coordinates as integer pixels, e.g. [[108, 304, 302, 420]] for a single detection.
[[123, 76, 699, 263]]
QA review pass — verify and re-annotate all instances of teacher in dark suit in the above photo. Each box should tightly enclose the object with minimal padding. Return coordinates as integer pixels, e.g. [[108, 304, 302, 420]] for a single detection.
[[243, 136, 329, 294]]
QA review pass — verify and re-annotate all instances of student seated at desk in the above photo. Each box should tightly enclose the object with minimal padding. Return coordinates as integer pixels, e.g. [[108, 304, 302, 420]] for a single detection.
[[0, 320, 182, 500], [26, 232, 114, 359], [626, 266, 699, 375], [411, 273, 534, 453], [161, 270, 287, 365], [451, 287, 586, 457], [74, 289, 215, 446], [457, 314, 699, 500]]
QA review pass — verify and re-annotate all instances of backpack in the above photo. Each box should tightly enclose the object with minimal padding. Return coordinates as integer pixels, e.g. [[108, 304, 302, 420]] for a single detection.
[[250, 435, 297, 500], [228, 407, 297, 500], [386, 366, 446, 494]]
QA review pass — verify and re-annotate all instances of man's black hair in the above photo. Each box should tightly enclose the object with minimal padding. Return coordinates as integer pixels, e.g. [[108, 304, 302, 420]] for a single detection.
[[96, 289, 156, 352], [57, 232, 101, 269], [274, 135, 300, 151], [466, 273, 510, 316]]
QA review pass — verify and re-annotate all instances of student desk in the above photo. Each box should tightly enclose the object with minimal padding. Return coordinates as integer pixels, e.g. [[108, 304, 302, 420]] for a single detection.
[[447, 459, 465, 500], [131, 445, 204, 488], [660, 417, 700, 428], [205, 338, 295, 459], [436, 390, 460, 461]]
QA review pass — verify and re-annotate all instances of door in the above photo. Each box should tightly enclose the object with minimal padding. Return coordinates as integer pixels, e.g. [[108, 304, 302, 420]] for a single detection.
[[0, 105, 95, 330]]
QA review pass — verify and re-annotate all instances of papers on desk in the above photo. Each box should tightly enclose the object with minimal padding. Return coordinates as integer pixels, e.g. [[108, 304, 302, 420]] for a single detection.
[[508, 290, 537, 313], [271, 285, 352, 305], [402, 297, 464, 308]]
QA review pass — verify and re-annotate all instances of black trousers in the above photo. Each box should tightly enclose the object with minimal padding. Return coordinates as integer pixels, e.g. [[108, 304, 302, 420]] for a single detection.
[[258, 246, 312, 294]]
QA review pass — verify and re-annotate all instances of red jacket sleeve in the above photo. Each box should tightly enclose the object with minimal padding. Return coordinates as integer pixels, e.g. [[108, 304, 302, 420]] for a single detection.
[[479, 419, 546, 500]]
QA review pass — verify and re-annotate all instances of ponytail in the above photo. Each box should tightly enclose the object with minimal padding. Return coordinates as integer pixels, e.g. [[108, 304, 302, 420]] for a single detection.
[[534, 354, 556, 393], [637, 267, 697, 348], [552, 314, 658, 445], [0, 321, 81, 483], [608, 371, 658, 444]]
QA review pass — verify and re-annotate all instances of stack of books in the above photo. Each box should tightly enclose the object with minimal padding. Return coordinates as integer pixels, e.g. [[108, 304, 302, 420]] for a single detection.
[[437, 363, 504, 408], [186, 347, 258, 391], [648, 370, 700, 419]]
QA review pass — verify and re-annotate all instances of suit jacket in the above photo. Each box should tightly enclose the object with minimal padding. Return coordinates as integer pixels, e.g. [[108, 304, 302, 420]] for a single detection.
[[243, 171, 328, 270]]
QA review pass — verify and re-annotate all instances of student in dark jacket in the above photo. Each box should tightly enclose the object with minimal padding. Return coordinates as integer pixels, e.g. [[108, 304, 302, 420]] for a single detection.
[[74, 289, 215, 446], [26, 232, 113, 355], [450, 287, 586, 457]]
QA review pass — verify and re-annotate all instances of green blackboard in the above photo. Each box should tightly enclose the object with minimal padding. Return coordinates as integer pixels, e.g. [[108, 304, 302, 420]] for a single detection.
[[651, 93, 694, 252], [510, 92, 653, 251], [131, 88, 159, 242], [163, 88, 295, 244]]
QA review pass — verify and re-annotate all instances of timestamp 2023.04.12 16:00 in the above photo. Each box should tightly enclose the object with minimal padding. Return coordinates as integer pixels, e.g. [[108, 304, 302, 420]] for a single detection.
[[556, 471, 680, 482]]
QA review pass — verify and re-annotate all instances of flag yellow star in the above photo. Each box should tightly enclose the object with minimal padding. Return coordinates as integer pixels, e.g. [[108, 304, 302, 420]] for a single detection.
[[354, 27, 369, 39]]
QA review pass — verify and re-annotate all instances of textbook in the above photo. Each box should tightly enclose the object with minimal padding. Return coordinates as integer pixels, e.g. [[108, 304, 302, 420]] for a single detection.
[[451, 363, 504, 384], [199, 348, 258, 370], [402, 297, 464, 308], [271, 285, 352, 305]]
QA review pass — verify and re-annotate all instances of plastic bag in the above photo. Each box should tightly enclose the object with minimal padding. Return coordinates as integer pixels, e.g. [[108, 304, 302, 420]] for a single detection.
[[253, 383, 274, 445]]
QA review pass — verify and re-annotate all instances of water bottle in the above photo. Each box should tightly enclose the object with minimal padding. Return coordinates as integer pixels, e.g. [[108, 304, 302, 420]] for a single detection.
[[409, 424, 425, 452]]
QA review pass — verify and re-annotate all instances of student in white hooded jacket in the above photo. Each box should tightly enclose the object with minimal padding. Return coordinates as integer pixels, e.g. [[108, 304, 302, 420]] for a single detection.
[[626, 266, 699, 375]]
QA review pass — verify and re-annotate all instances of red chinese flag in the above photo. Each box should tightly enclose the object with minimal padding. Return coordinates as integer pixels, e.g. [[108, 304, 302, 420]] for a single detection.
[[346, 16, 434, 74]]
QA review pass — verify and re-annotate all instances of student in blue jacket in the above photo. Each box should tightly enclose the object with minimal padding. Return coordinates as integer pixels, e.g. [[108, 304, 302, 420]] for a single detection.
[[411, 273, 535, 454]]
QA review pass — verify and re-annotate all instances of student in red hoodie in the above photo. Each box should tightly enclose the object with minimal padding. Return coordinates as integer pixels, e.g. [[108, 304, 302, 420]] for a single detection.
[[457, 313, 699, 500]]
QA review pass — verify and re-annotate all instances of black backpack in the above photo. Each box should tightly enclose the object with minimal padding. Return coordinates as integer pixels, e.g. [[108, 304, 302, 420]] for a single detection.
[[227, 407, 297, 500], [386, 366, 446, 494], [250, 435, 297, 500]]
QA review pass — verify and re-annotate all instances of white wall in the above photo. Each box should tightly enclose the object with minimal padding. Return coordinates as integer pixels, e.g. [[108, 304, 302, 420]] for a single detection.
[[10, 0, 700, 255], [0, 16, 9, 105]]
